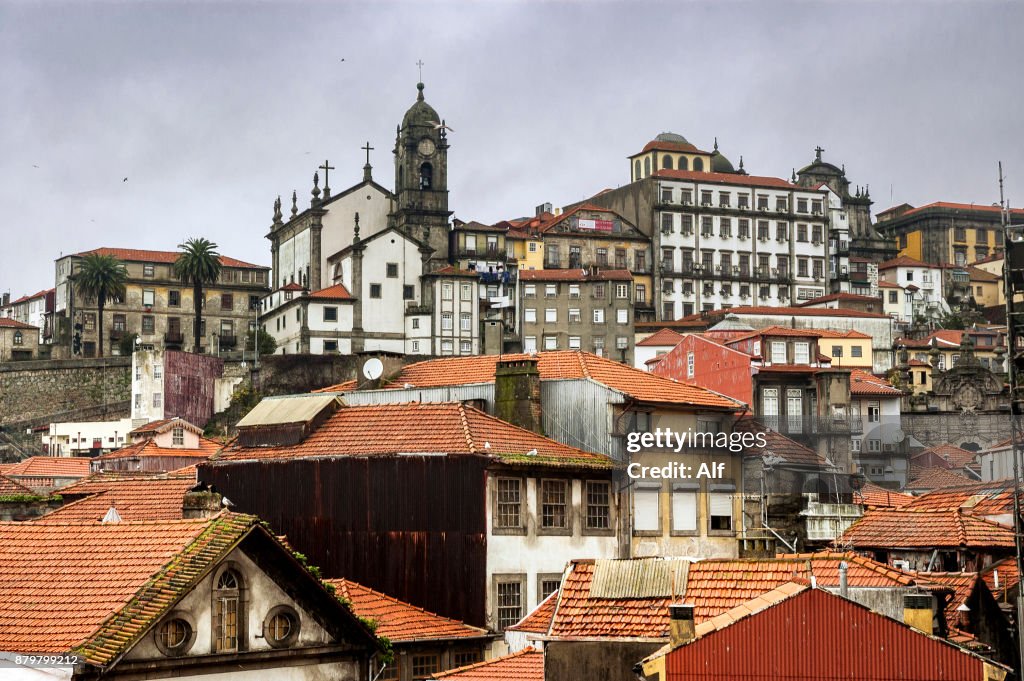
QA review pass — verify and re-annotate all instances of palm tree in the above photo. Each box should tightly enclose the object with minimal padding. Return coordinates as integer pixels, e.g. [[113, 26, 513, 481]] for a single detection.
[[173, 238, 222, 353], [71, 253, 128, 358]]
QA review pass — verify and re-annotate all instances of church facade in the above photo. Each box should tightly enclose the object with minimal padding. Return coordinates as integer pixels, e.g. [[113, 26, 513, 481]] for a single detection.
[[261, 82, 479, 356]]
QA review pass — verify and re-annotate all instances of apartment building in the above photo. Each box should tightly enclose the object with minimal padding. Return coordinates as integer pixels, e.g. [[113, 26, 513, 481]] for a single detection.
[[517, 269, 634, 363], [53, 248, 269, 357], [878, 201, 1021, 266]]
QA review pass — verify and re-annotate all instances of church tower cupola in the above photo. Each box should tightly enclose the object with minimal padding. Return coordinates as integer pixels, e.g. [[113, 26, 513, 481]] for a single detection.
[[392, 80, 452, 268]]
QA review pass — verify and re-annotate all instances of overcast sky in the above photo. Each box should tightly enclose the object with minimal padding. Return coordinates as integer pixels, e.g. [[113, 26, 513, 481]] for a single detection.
[[2, 1, 1021, 297]]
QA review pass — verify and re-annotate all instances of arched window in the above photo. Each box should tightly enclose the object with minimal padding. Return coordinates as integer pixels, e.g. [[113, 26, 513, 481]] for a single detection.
[[213, 568, 245, 653], [634, 160, 641, 180], [419, 162, 433, 190], [678, 156, 689, 171], [12, 331, 22, 345], [692, 158, 704, 171], [662, 155, 673, 170], [644, 157, 651, 177]]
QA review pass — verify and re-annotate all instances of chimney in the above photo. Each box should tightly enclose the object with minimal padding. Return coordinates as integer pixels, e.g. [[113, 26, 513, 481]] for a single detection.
[[183, 490, 224, 519], [668, 603, 695, 648], [903, 594, 934, 636], [494, 357, 543, 434], [838, 560, 848, 598]]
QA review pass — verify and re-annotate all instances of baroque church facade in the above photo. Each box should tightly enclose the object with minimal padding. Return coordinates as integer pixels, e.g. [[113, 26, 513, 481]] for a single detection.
[[261, 82, 480, 357]]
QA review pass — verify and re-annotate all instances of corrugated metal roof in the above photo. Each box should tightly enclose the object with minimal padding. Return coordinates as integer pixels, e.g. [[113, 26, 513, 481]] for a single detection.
[[236, 394, 341, 428], [590, 557, 690, 599]]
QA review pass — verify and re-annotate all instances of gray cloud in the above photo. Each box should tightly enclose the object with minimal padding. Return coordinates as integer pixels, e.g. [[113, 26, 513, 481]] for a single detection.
[[2, 1, 1021, 296]]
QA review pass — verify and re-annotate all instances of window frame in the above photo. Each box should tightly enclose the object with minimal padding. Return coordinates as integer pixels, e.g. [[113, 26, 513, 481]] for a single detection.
[[493, 476, 526, 535], [538, 478, 571, 535]]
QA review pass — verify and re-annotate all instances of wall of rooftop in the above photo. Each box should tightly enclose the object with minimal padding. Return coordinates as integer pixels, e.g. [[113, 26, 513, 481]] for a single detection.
[[0, 357, 131, 428], [902, 412, 1011, 452]]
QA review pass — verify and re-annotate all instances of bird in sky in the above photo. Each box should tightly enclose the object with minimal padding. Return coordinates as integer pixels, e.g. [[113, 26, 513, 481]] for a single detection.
[[32, 164, 39, 168], [122, 177, 128, 182], [431, 120, 454, 132]]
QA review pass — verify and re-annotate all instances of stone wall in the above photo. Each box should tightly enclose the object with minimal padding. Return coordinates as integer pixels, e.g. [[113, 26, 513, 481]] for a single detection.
[[901, 412, 1012, 452], [0, 357, 131, 426]]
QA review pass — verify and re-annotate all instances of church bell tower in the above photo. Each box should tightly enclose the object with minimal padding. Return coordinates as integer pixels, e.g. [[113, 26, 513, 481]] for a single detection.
[[392, 81, 452, 268]]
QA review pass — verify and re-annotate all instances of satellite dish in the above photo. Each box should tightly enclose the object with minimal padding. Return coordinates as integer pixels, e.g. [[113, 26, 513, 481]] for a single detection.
[[362, 357, 384, 381], [890, 429, 906, 443]]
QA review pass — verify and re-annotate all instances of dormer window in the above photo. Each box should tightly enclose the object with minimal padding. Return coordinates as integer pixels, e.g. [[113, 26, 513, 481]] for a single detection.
[[172, 427, 184, 446]]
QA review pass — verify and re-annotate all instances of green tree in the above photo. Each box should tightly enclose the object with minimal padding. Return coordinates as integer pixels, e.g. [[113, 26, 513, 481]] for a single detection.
[[246, 327, 277, 356], [173, 238, 222, 353], [71, 253, 127, 358]]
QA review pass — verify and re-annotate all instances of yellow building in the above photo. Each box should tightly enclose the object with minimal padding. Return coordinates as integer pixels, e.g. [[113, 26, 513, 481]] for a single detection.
[[897, 327, 1006, 394], [629, 132, 715, 182], [816, 329, 873, 368], [877, 201, 1021, 266]]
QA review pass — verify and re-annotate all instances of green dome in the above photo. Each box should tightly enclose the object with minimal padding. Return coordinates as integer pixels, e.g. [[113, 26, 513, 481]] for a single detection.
[[655, 132, 690, 144], [710, 151, 735, 173], [402, 82, 439, 130]]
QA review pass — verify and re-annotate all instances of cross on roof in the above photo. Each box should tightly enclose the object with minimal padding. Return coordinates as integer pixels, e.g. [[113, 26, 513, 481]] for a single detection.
[[815, 145, 825, 161], [416, 59, 424, 82], [362, 142, 374, 166], [319, 160, 335, 189]]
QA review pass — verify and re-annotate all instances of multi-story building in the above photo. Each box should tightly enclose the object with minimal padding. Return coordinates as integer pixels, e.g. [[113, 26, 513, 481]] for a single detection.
[[53, 248, 269, 357], [877, 201, 1021, 266], [0, 288, 53, 341], [516, 269, 634, 362], [589, 134, 830, 320], [876, 255, 950, 326], [261, 283, 355, 354], [450, 219, 517, 345]]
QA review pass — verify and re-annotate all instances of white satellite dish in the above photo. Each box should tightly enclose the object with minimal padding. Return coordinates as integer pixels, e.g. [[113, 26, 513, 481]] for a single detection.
[[362, 357, 384, 381]]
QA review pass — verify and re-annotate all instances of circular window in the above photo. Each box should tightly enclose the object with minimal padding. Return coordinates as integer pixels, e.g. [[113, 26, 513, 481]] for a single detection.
[[155, 616, 195, 656], [263, 606, 301, 648]]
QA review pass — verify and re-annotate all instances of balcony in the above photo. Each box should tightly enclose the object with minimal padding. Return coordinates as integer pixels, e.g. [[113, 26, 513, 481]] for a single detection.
[[406, 303, 432, 315], [458, 248, 507, 261], [478, 270, 516, 284], [164, 331, 184, 344], [218, 335, 238, 348], [109, 328, 126, 341], [757, 415, 856, 436]]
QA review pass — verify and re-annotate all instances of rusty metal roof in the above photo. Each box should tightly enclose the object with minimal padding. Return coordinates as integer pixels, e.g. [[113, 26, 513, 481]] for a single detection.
[[589, 557, 691, 599]]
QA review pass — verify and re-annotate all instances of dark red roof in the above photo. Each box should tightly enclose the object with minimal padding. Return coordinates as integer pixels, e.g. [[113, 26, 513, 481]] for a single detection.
[[75, 247, 266, 270], [653, 168, 826, 192], [0, 318, 38, 330]]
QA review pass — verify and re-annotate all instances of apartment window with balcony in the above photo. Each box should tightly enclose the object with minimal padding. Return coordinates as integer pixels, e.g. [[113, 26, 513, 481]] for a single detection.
[[486, 236, 498, 254], [757, 220, 769, 240], [681, 214, 694, 235], [758, 254, 770, 273], [661, 213, 674, 234], [738, 254, 750, 276], [778, 255, 789, 276], [738, 219, 750, 239], [720, 217, 731, 238]]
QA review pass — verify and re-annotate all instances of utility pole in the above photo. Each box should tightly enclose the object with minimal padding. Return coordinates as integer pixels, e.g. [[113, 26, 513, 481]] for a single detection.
[[998, 161, 1024, 677]]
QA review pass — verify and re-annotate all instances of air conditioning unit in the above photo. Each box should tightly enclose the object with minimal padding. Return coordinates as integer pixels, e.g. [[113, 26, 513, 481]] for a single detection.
[[813, 210, 823, 216], [720, 289, 731, 296], [738, 234, 748, 240], [758, 237, 768, 242], [759, 294, 769, 300], [759, 206, 769, 212], [740, 292, 750, 299], [702, 202, 713, 207], [720, 203, 730, 209], [682, 200, 692, 206], [682, 229, 693, 236], [715, 265, 723, 272]]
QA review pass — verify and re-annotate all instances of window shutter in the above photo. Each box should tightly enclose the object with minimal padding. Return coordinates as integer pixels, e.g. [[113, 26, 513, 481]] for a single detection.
[[709, 493, 732, 518], [633, 485, 660, 531], [672, 491, 697, 531]]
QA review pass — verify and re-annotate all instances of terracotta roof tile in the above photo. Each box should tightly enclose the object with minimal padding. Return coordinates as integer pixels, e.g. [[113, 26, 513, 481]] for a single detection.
[[981, 557, 1019, 600], [652, 169, 823, 192], [0, 513, 258, 660], [849, 369, 903, 396], [308, 283, 355, 300], [879, 255, 934, 269], [855, 482, 914, 508], [912, 444, 979, 470], [678, 305, 891, 321], [903, 478, 1020, 515], [894, 201, 1024, 218], [507, 590, 558, 634], [841, 508, 1016, 550], [329, 351, 739, 410], [0, 474, 35, 496], [906, 466, 976, 491], [0, 318, 39, 329], [914, 571, 979, 626], [637, 139, 705, 155], [6, 456, 92, 478], [36, 472, 198, 522], [636, 329, 686, 347], [328, 579, 490, 643], [76, 247, 266, 270], [216, 402, 612, 469], [92, 436, 222, 463], [795, 292, 883, 307], [432, 648, 544, 680], [734, 418, 825, 467]]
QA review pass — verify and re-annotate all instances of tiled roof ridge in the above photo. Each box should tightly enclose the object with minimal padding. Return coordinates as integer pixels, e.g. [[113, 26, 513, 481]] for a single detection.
[[432, 647, 540, 679], [72, 512, 258, 666], [457, 403, 477, 454], [576, 351, 592, 379]]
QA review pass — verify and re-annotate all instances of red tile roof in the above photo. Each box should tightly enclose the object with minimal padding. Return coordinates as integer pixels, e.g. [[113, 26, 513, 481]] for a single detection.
[[329, 579, 490, 643], [734, 418, 825, 467], [217, 402, 612, 469], [429, 266, 479, 278], [892, 201, 1024, 219], [841, 508, 1016, 549], [0, 318, 38, 329], [0, 475, 35, 496], [432, 648, 544, 680], [902, 479, 1020, 515], [981, 557, 1019, 601], [533, 204, 634, 235], [911, 444, 980, 470], [308, 283, 355, 300], [92, 437, 222, 466], [906, 466, 976, 491], [6, 456, 92, 478], [76, 247, 266, 270], [36, 472, 198, 522], [878, 255, 934, 269], [653, 169, 825, 192], [0, 513, 254, 659], [812, 328, 872, 339], [855, 482, 914, 509], [5, 289, 52, 306], [849, 369, 903, 396], [637, 139, 705, 155], [726, 325, 823, 344], [127, 417, 203, 437], [518, 268, 633, 282], [914, 571, 979, 626], [327, 351, 740, 410], [636, 328, 686, 347], [508, 590, 558, 634]]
